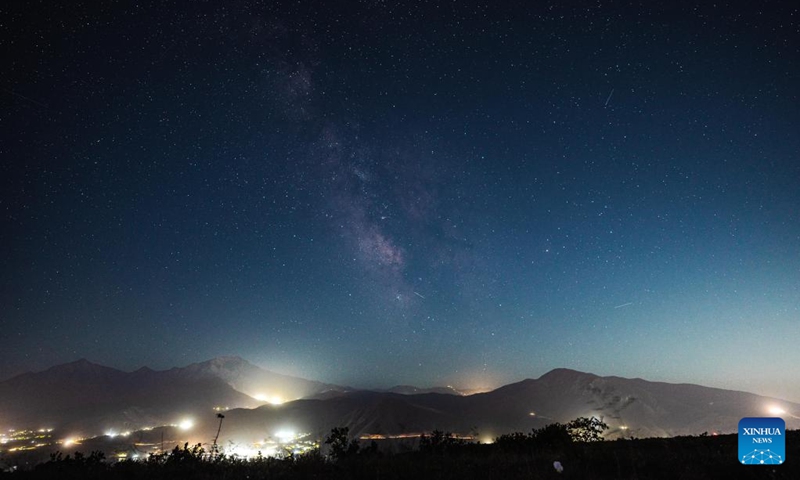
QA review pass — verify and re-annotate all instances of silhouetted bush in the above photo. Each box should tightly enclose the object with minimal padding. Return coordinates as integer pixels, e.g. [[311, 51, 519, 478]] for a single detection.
[[2, 429, 798, 479], [419, 430, 466, 455]]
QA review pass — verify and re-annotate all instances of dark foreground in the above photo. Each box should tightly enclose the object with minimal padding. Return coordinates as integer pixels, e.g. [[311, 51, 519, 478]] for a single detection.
[[2, 431, 797, 479]]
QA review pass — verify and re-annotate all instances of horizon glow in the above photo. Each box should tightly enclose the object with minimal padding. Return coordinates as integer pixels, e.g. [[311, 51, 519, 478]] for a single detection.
[[1, 1, 799, 403]]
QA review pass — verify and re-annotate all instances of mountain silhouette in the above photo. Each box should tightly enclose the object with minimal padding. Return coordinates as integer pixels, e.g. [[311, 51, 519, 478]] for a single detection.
[[2, 359, 797, 443], [0, 357, 341, 436]]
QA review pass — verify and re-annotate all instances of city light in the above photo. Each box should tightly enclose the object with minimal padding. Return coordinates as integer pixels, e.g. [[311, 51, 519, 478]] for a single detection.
[[255, 394, 285, 405], [1, 422, 323, 461], [768, 406, 786, 416], [178, 419, 194, 431], [227, 445, 261, 458], [767, 405, 800, 419], [262, 445, 278, 457]]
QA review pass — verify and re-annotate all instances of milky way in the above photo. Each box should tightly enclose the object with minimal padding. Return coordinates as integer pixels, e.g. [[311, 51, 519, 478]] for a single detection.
[[2, 1, 799, 401]]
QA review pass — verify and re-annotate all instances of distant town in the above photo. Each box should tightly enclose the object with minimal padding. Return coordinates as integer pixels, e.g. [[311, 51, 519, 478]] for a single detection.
[[0, 409, 319, 465]]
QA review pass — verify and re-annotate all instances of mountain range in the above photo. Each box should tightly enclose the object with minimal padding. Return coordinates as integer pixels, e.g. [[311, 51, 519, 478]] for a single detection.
[[0, 356, 343, 437], [1, 357, 797, 443]]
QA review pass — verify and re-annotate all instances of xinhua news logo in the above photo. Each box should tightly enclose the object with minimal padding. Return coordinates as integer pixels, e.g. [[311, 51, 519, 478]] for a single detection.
[[739, 417, 785, 465]]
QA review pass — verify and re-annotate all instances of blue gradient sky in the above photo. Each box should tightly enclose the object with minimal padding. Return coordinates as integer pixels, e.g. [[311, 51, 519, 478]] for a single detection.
[[2, 1, 799, 402]]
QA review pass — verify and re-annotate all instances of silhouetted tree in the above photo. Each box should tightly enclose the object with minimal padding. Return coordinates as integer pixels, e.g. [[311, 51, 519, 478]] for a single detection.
[[567, 416, 608, 442], [324, 427, 360, 461]]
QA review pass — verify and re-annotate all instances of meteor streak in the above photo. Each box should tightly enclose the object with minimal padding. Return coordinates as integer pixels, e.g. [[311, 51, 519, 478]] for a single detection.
[[604, 88, 614, 106]]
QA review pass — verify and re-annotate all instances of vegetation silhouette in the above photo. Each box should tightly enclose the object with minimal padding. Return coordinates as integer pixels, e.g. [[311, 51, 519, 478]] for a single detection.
[[1, 423, 798, 479], [419, 430, 467, 455], [494, 416, 607, 452], [211, 413, 225, 458], [324, 427, 361, 461]]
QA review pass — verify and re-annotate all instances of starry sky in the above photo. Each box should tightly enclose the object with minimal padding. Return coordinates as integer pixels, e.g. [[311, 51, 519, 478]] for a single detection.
[[2, 1, 799, 401]]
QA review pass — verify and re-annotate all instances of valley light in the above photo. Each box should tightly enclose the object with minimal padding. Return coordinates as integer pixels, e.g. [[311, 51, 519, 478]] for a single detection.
[[262, 445, 278, 457], [275, 429, 295, 442], [255, 393, 285, 405], [106, 431, 117, 438], [768, 406, 786, 416], [228, 445, 260, 458], [179, 419, 194, 431]]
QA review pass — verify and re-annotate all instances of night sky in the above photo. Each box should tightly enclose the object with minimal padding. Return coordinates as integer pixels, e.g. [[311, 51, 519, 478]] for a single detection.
[[2, 1, 799, 401]]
